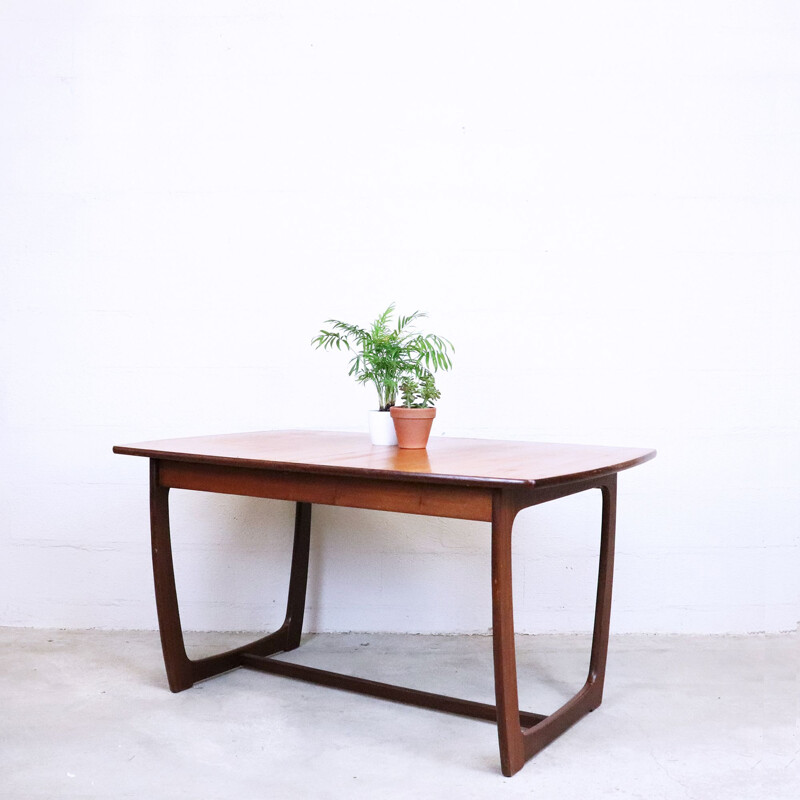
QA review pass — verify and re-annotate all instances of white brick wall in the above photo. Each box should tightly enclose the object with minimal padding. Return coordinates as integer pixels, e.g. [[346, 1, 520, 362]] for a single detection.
[[1, 1, 797, 633]]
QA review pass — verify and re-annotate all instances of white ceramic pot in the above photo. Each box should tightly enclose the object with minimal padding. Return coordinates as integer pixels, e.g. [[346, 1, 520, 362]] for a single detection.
[[368, 410, 398, 446]]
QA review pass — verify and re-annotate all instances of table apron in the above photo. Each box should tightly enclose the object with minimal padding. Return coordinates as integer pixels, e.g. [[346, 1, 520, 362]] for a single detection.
[[157, 460, 494, 522]]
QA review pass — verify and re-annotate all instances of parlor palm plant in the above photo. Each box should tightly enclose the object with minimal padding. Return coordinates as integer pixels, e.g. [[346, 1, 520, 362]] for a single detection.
[[312, 304, 453, 411]]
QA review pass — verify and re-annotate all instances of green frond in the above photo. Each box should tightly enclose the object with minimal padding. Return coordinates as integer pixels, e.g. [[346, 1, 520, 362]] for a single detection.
[[396, 309, 427, 333], [313, 304, 452, 407]]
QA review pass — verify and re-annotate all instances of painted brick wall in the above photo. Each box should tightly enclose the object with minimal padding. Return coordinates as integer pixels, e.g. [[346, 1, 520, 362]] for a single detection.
[[1, 1, 797, 633]]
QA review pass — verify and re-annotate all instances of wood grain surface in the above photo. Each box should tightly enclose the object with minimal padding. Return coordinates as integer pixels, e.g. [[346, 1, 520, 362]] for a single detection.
[[114, 430, 655, 488]]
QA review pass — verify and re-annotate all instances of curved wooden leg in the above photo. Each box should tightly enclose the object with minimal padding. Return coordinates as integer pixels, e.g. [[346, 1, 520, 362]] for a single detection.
[[520, 476, 619, 763], [150, 460, 194, 692], [492, 477, 619, 775], [491, 491, 525, 777], [149, 459, 313, 692], [587, 474, 617, 704], [283, 500, 312, 651]]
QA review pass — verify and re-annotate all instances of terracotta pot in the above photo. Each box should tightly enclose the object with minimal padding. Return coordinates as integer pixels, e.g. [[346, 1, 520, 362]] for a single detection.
[[389, 406, 437, 449]]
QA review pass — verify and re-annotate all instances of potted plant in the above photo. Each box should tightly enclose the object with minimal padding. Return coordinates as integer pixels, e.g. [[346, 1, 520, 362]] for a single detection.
[[312, 303, 453, 445], [390, 373, 441, 449]]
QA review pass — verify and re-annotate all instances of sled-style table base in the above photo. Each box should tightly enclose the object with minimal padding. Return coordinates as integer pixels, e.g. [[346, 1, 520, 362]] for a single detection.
[[114, 430, 654, 777]]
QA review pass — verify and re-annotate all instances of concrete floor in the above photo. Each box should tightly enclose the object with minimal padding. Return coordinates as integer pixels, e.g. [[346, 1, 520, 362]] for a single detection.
[[1, 629, 797, 799]]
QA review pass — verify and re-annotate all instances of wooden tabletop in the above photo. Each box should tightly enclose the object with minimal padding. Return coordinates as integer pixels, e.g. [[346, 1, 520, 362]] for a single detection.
[[114, 430, 655, 489]]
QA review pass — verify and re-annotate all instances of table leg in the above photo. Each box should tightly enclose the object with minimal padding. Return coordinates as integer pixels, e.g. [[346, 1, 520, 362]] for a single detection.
[[587, 474, 617, 704], [492, 476, 619, 775], [518, 474, 618, 764], [149, 459, 313, 692], [283, 499, 312, 651], [491, 491, 526, 776]]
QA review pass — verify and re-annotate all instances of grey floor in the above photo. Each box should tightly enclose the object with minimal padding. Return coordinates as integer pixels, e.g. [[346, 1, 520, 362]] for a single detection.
[[1, 629, 797, 799]]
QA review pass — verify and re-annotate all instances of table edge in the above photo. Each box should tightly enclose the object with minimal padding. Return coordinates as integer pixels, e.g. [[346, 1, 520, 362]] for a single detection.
[[112, 444, 656, 490]]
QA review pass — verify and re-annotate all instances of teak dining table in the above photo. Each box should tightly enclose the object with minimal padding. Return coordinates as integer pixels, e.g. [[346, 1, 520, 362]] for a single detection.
[[113, 430, 655, 777]]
